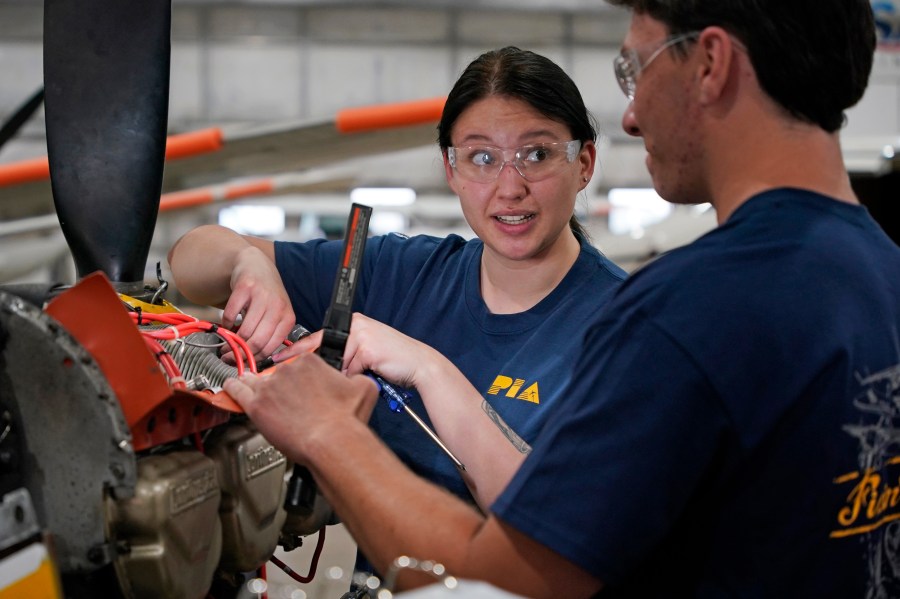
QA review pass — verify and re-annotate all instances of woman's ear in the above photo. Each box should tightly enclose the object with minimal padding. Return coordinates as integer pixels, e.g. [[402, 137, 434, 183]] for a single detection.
[[579, 140, 597, 187]]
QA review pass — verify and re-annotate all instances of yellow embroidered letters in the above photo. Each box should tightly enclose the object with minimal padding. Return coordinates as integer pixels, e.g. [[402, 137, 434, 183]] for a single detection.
[[487, 375, 540, 404]]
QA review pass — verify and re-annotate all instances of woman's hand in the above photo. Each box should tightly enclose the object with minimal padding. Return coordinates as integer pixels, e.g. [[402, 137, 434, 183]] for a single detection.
[[221, 245, 297, 361], [274, 313, 435, 388], [272, 312, 529, 510]]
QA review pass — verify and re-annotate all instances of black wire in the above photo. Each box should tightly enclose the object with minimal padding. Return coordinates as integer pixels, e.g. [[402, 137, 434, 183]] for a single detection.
[[0, 87, 44, 152]]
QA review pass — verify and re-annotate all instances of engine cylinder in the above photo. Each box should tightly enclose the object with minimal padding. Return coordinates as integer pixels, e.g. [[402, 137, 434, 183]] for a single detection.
[[205, 421, 288, 573], [106, 450, 222, 599]]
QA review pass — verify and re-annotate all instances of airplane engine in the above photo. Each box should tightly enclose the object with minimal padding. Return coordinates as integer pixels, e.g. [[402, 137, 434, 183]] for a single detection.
[[0, 275, 332, 598], [0, 1, 336, 596]]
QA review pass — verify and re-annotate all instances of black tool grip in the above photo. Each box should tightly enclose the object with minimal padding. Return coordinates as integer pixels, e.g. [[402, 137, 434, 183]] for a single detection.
[[283, 331, 345, 514], [284, 465, 317, 516], [284, 204, 370, 516], [317, 328, 348, 370]]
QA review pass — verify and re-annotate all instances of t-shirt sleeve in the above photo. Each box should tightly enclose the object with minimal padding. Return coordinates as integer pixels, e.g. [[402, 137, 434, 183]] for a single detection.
[[273, 233, 425, 331], [491, 313, 731, 584], [274, 235, 389, 331]]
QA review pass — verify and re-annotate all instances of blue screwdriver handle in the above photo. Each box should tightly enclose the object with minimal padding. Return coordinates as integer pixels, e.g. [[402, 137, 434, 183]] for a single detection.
[[366, 372, 465, 471], [369, 373, 411, 412]]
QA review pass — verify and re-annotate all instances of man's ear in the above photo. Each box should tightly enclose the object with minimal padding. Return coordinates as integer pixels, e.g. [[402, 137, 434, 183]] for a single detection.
[[696, 26, 741, 105]]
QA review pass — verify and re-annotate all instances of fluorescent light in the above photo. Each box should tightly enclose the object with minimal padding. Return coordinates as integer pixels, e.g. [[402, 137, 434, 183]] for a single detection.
[[350, 187, 416, 207], [218, 205, 285, 236], [369, 211, 409, 235], [607, 188, 672, 236]]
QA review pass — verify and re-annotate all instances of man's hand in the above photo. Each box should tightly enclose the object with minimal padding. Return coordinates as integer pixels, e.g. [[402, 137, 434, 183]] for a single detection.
[[223, 353, 379, 463]]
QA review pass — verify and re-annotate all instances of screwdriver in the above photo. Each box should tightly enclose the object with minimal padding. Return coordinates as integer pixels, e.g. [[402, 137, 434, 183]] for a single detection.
[[368, 373, 466, 472]]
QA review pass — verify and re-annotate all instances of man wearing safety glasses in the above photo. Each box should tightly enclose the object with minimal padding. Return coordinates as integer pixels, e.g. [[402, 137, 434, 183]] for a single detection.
[[226, 1, 900, 597]]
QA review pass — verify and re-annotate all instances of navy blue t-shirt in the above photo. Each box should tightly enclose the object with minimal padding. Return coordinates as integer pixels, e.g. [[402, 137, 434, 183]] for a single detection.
[[275, 233, 626, 500], [494, 189, 900, 597]]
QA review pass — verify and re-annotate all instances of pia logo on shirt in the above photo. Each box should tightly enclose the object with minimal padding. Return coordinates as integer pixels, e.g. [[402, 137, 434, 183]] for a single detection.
[[487, 375, 540, 404]]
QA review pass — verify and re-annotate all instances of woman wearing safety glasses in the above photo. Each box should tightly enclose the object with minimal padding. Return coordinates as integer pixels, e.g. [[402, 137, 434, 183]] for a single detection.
[[168, 46, 625, 523]]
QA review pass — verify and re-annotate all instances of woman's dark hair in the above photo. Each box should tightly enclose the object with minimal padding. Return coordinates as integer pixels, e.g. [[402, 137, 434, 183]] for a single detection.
[[607, 0, 876, 133], [438, 46, 596, 241]]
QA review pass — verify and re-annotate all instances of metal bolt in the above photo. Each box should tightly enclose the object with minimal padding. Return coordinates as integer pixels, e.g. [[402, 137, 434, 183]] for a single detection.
[[111, 463, 126, 480], [87, 546, 106, 564]]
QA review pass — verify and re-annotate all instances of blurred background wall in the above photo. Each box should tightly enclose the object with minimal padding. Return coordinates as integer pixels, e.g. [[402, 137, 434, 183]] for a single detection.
[[1, 0, 897, 298]]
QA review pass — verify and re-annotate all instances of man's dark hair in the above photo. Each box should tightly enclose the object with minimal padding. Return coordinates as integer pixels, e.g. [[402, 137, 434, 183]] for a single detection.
[[606, 0, 876, 132]]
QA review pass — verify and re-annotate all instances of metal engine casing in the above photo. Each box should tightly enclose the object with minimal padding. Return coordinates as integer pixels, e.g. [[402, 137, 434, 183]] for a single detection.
[[204, 422, 288, 573], [106, 450, 223, 599], [0, 289, 136, 575]]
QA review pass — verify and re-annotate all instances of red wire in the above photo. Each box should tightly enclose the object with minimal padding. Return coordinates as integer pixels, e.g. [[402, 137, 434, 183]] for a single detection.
[[142, 336, 186, 387], [268, 527, 327, 584], [219, 328, 257, 374], [259, 563, 268, 599], [130, 311, 198, 326], [130, 312, 258, 374]]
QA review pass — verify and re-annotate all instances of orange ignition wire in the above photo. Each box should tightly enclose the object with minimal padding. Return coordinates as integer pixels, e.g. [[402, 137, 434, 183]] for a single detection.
[[130, 312, 258, 374], [141, 336, 186, 388]]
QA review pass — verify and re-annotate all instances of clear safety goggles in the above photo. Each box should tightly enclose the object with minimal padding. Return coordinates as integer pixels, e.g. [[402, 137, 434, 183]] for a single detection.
[[447, 140, 582, 183], [613, 31, 700, 100]]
